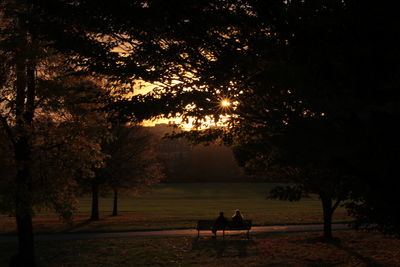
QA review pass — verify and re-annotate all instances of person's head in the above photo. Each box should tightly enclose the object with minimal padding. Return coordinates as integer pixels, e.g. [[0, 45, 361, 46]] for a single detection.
[[235, 209, 240, 215], [219, 211, 224, 216]]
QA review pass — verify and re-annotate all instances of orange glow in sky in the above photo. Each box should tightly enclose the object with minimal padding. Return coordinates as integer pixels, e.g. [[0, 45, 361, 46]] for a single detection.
[[220, 99, 231, 107], [133, 81, 233, 130]]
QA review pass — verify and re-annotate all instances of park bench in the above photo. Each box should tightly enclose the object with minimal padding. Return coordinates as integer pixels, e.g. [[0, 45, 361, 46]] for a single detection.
[[196, 220, 252, 238]]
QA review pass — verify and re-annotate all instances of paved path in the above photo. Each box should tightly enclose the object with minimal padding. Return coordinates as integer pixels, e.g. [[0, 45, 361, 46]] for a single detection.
[[0, 223, 350, 243]]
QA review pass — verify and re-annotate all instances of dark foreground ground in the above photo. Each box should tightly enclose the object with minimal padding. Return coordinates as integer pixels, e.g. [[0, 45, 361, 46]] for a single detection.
[[1, 230, 399, 266]]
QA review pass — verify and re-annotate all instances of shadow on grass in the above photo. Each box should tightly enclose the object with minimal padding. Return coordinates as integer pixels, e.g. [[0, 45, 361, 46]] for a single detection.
[[300, 236, 383, 267], [60, 219, 93, 233], [192, 236, 256, 258], [330, 239, 383, 267]]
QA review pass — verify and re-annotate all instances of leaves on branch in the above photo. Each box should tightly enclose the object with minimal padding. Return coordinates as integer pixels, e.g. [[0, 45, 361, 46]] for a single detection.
[[268, 185, 304, 202]]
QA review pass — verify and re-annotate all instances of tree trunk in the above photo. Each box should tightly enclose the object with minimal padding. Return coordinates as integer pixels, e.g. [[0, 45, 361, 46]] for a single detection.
[[14, 138, 35, 267], [14, 133, 35, 267], [12, 21, 36, 266], [15, 136, 35, 266], [112, 188, 118, 216], [90, 182, 100, 221], [15, 211, 35, 267], [321, 195, 333, 239]]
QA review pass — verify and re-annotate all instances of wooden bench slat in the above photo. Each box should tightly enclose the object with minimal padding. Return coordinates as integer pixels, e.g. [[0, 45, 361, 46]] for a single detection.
[[196, 219, 252, 238]]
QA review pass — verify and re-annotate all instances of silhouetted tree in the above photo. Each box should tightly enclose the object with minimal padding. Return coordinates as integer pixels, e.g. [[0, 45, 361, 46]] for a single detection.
[[0, 68, 109, 267], [2, 1, 224, 263], [84, 123, 164, 220], [263, 118, 359, 239], [54, 79, 112, 222], [125, 1, 400, 238], [101, 125, 164, 217]]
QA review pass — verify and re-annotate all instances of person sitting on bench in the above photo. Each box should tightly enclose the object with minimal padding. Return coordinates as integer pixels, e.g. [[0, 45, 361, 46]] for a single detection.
[[231, 209, 244, 227], [211, 211, 228, 235]]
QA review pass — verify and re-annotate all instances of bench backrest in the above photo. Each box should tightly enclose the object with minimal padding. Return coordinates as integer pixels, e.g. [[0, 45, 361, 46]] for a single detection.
[[197, 220, 252, 230]]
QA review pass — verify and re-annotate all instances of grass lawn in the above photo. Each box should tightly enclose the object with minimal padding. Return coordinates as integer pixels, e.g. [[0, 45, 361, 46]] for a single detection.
[[0, 183, 352, 234], [1, 231, 399, 266]]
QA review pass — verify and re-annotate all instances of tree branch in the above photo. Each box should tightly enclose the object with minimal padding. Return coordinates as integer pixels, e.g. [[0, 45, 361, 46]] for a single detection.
[[332, 199, 342, 213], [0, 113, 16, 147]]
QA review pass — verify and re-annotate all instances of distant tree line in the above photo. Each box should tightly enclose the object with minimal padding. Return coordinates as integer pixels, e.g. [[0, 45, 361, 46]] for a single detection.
[[148, 124, 255, 183]]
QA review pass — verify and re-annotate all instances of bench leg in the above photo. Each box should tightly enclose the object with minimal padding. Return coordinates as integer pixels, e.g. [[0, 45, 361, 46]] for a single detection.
[[223, 230, 225, 240], [247, 230, 250, 239], [198, 230, 200, 238]]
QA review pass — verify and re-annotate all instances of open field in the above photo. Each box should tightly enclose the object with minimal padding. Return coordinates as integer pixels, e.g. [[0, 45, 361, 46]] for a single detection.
[[0, 183, 352, 234], [1, 231, 399, 266]]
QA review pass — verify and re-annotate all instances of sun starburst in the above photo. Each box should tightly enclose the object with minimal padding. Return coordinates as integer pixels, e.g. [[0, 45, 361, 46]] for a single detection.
[[220, 99, 231, 108]]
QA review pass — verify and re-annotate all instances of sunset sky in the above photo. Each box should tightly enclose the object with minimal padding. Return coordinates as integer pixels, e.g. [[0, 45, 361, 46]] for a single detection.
[[134, 81, 232, 130]]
